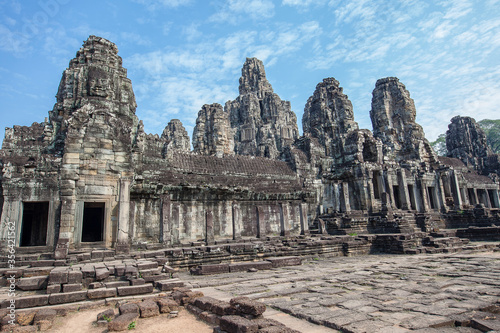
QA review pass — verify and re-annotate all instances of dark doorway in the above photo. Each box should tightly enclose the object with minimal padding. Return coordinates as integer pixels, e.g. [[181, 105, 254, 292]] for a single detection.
[[20, 202, 49, 247], [428, 187, 436, 209], [393, 185, 401, 209], [82, 202, 105, 242]]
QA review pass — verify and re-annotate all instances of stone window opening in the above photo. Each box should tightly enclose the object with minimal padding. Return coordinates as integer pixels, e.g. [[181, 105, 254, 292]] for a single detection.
[[81, 202, 105, 243], [20, 202, 49, 247]]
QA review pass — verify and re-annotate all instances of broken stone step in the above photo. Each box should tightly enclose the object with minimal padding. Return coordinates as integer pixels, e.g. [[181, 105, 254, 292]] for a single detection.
[[155, 279, 185, 291], [229, 261, 272, 273], [117, 284, 154, 296], [265, 256, 302, 268]]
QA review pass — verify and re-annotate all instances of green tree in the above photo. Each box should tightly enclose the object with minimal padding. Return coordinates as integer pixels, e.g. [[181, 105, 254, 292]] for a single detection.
[[478, 119, 500, 154], [430, 133, 447, 156]]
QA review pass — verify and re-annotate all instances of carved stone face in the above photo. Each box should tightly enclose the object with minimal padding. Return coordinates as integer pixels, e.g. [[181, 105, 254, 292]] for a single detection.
[[87, 67, 112, 98]]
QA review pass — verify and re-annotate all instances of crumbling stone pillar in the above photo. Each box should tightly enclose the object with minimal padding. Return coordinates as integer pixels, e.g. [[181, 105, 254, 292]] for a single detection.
[[117, 178, 131, 253], [256, 206, 265, 238], [418, 180, 430, 212], [450, 171, 463, 210], [340, 182, 351, 213], [280, 202, 290, 237], [206, 210, 215, 245], [160, 194, 171, 247], [299, 203, 310, 235], [171, 203, 180, 245], [232, 202, 241, 240], [436, 176, 447, 212], [397, 170, 411, 210]]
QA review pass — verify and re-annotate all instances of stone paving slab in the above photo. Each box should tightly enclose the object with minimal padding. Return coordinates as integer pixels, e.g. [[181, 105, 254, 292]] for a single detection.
[[186, 251, 500, 333]]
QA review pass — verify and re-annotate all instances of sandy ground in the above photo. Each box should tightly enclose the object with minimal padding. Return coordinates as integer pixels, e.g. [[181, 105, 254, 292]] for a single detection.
[[49, 307, 213, 333]]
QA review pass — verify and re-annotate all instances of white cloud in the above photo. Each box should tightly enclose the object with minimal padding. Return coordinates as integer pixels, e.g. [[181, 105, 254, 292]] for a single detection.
[[210, 0, 275, 23], [132, 0, 192, 10], [120, 32, 152, 46]]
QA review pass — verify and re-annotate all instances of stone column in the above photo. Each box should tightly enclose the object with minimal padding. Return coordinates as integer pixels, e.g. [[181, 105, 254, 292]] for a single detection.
[[385, 171, 396, 210], [450, 171, 463, 210], [160, 194, 171, 246], [340, 182, 351, 213], [256, 206, 265, 238], [436, 176, 447, 212], [171, 203, 180, 245], [206, 210, 215, 245], [397, 170, 411, 210], [232, 202, 241, 240], [299, 203, 310, 235], [280, 202, 290, 237], [492, 190, 500, 209], [418, 179, 430, 212], [116, 178, 131, 253]]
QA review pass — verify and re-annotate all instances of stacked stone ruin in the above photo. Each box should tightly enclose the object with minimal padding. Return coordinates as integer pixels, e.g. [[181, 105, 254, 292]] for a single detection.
[[1, 35, 500, 263]]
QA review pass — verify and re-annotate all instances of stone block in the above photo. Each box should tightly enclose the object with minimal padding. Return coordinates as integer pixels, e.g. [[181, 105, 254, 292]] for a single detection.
[[95, 268, 110, 281], [88, 282, 104, 289], [48, 291, 87, 305], [16, 311, 35, 326], [46, 284, 61, 294], [230, 297, 266, 317], [119, 303, 139, 315], [117, 284, 153, 296], [136, 261, 158, 270], [219, 315, 258, 333], [129, 278, 145, 286], [87, 288, 117, 299], [97, 308, 115, 321], [22, 267, 54, 278], [104, 281, 129, 288], [34, 308, 56, 322], [190, 264, 229, 275], [124, 265, 138, 276], [229, 261, 273, 273], [16, 276, 48, 291], [81, 265, 95, 278], [143, 274, 169, 283], [156, 298, 179, 313], [62, 283, 82, 292], [67, 270, 83, 284], [15, 295, 49, 309], [114, 265, 126, 276], [265, 256, 302, 268], [155, 279, 185, 291], [108, 313, 139, 332], [138, 300, 159, 318], [49, 270, 68, 284], [30, 260, 55, 267]]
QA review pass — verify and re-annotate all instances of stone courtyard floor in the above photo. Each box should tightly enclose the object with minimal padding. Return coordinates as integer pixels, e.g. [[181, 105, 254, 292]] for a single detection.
[[183, 249, 500, 332]]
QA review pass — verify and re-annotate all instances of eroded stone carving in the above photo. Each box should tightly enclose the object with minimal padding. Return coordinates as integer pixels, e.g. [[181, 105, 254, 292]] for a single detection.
[[370, 77, 437, 163], [193, 104, 234, 157], [226, 58, 298, 159]]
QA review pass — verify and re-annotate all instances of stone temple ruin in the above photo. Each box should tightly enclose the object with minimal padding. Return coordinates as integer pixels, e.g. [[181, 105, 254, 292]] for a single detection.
[[1, 35, 500, 263]]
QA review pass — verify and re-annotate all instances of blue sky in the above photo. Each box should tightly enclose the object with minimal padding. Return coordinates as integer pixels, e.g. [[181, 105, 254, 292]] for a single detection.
[[1, 0, 500, 144]]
